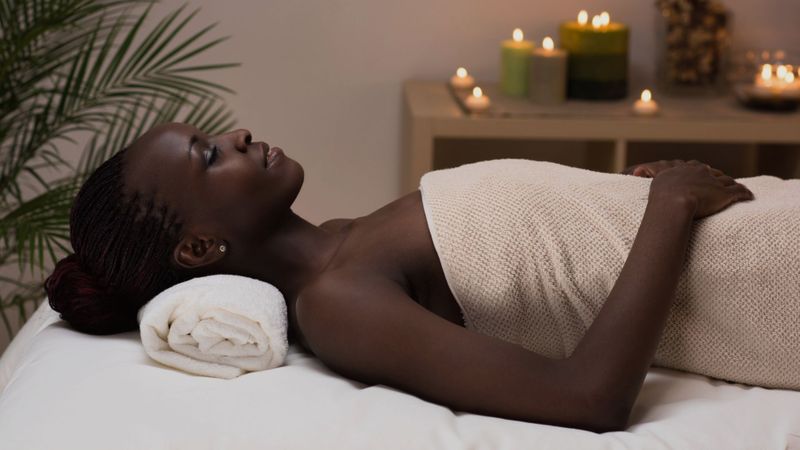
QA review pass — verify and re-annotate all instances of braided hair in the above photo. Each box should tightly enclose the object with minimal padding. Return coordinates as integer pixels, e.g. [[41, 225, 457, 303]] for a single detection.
[[44, 148, 192, 335]]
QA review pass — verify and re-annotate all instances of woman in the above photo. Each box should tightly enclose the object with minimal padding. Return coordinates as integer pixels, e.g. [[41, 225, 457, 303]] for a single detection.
[[45, 122, 772, 432]]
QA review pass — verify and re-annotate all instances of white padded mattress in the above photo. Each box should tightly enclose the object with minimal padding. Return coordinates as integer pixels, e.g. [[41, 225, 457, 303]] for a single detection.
[[1, 302, 799, 449]]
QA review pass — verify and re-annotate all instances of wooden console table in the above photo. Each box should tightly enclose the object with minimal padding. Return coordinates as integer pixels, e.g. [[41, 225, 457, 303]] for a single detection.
[[401, 80, 800, 193]]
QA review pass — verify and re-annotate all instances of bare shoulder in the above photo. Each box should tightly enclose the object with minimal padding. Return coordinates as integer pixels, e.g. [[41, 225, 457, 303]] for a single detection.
[[294, 271, 428, 382], [318, 218, 353, 233]]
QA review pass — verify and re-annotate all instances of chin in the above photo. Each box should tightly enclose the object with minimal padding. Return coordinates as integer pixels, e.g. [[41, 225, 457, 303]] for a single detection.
[[284, 158, 304, 207]]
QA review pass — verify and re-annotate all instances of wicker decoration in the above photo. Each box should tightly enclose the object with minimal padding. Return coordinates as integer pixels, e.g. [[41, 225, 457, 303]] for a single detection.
[[656, 0, 729, 90]]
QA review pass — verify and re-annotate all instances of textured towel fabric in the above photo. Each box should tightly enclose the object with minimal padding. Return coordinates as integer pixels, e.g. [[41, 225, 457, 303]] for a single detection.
[[137, 274, 288, 379], [419, 159, 800, 390]]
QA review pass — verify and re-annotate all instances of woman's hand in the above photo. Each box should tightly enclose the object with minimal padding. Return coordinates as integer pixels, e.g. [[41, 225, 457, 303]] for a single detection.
[[648, 160, 754, 220], [623, 159, 725, 178]]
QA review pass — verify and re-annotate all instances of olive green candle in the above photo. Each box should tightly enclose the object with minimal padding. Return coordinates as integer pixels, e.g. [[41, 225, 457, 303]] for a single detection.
[[559, 16, 629, 99], [501, 28, 534, 97]]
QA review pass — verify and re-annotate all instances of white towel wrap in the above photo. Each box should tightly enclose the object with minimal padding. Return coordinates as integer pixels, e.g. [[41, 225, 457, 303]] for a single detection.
[[137, 274, 288, 379]]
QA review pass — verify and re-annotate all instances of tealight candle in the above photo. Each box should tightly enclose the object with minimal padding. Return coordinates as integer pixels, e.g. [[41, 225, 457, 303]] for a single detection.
[[528, 36, 567, 104], [776, 64, 788, 80], [754, 63, 800, 94], [501, 28, 535, 97], [450, 67, 476, 90], [632, 89, 659, 116], [560, 10, 629, 99], [465, 86, 491, 113], [734, 62, 800, 111]]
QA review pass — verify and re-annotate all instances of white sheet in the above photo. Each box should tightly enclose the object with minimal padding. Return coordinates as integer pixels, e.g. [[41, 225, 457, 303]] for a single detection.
[[1, 302, 800, 450]]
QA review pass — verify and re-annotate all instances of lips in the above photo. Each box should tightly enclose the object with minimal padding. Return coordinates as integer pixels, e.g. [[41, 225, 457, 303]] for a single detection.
[[266, 147, 283, 169], [258, 141, 283, 169], [260, 142, 270, 168]]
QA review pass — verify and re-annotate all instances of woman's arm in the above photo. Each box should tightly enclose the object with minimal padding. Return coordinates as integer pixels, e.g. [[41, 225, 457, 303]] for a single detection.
[[297, 274, 619, 432], [564, 193, 695, 427], [578, 162, 753, 428]]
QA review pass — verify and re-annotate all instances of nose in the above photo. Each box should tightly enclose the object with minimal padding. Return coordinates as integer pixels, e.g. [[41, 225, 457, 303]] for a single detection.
[[232, 129, 253, 152]]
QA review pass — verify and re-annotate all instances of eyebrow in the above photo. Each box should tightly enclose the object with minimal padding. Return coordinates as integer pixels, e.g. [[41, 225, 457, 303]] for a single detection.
[[188, 134, 197, 161]]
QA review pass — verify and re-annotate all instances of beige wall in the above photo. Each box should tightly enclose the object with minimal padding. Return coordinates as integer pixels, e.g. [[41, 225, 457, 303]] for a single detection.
[[2, 0, 798, 353], [150, 0, 799, 223]]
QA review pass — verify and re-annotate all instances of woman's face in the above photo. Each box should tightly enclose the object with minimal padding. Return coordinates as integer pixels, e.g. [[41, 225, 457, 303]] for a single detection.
[[123, 122, 304, 247]]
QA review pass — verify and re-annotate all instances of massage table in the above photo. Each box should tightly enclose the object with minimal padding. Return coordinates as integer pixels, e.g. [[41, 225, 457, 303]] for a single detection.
[[1, 301, 799, 449]]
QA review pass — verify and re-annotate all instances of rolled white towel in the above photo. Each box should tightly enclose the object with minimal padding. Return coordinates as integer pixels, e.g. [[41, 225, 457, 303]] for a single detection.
[[137, 274, 288, 379]]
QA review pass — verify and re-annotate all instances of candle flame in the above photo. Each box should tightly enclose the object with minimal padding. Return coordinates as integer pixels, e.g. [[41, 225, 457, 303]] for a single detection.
[[776, 64, 788, 80], [641, 89, 652, 102], [542, 36, 554, 51], [761, 64, 772, 81], [472, 86, 483, 98], [591, 15, 602, 29], [600, 11, 610, 26], [577, 10, 588, 25], [512, 28, 524, 42], [456, 67, 468, 78], [786, 72, 796, 83]]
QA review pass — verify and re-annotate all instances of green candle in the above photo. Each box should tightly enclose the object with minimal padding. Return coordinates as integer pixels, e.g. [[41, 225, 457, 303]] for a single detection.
[[501, 28, 534, 97], [559, 12, 629, 99]]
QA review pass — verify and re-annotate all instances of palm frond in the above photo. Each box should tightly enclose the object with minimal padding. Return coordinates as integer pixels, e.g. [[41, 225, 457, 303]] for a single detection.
[[0, 0, 239, 338]]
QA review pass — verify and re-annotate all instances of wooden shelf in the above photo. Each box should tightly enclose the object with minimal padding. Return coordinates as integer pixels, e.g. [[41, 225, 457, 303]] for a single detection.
[[402, 80, 800, 193]]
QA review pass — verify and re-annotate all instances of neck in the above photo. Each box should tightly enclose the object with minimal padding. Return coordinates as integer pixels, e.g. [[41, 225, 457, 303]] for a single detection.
[[228, 210, 351, 301]]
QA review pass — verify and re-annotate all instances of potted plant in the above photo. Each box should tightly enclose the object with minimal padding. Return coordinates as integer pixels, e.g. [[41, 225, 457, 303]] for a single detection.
[[0, 0, 239, 344]]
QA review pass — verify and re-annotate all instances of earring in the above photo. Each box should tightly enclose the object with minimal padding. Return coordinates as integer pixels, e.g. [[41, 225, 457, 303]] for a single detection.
[[219, 244, 226, 253]]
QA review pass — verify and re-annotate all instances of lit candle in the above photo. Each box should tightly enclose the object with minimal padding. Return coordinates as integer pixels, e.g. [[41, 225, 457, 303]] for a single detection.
[[776, 64, 788, 80], [736, 62, 800, 110], [501, 28, 535, 97], [560, 10, 629, 99], [759, 63, 773, 85], [754, 63, 800, 94], [528, 36, 568, 104], [450, 67, 476, 90], [465, 86, 491, 113], [577, 10, 588, 26], [632, 89, 659, 116], [599, 11, 610, 27]]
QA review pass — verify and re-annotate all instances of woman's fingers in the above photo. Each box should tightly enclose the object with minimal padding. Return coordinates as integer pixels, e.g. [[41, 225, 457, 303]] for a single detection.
[[632, 166, 653, 177], [687, 159, 726, 176], [726, 183, 754, 200], [716, 175, 737, 186]]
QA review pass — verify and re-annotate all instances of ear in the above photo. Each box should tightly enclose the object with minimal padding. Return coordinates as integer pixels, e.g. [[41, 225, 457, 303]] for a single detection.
[[173, 233, 225, 270]]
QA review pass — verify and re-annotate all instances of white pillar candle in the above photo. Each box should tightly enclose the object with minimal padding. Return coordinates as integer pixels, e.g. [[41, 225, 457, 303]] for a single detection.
[[528, 37, 567, 104], [450, 67, 476, 90], [632, 89, 659, 116], [465, 86, 491, 113]]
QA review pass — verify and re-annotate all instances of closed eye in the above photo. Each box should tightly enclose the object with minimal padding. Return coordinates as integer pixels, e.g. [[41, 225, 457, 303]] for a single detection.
[[204, 145, 219, 166]]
